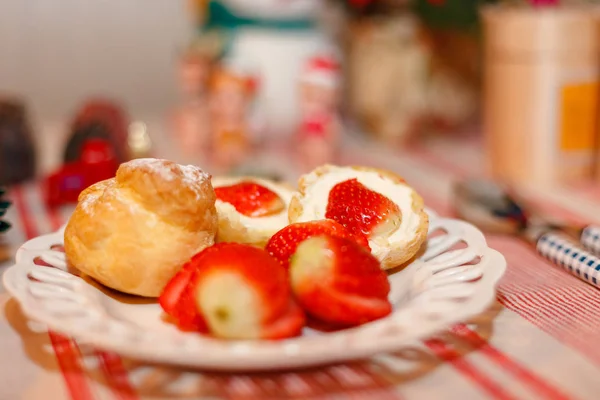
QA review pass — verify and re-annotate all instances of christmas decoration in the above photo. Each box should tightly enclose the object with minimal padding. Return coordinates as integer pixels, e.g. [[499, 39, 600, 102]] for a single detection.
[[64, 99, 131, 164], [194, 0, 332, 137], [45, 138, 120, 208], [337, 0, 483, 144], [45, 100, 128, 208], [209, 61, 258, 173], [296, 54, 343, 172]]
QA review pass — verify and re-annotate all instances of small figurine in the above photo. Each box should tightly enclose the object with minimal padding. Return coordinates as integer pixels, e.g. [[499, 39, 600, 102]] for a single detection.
[[179, 38, 220, 100], [171, 100, 212, 156], [171, 38, 221, 156], [296, 55, 342, 172], [0, 99, 37, 186], [197, 0, 331, 137], [208, 63, 258, 173]]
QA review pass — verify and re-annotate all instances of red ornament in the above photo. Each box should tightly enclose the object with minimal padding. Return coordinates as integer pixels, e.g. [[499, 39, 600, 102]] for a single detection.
[[44, 138, 119, 208]]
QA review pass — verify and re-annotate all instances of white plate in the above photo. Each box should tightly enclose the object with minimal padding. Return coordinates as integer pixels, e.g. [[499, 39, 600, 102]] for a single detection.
[[2, 210, 506, 371]]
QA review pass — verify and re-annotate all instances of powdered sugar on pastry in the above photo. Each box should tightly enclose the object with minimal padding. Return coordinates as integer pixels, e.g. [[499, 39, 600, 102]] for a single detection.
[[127, 158, 209, 184]]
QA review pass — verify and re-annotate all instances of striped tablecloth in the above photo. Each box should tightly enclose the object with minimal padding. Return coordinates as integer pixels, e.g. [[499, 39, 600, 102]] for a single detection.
[[2, 135, 600, 400]]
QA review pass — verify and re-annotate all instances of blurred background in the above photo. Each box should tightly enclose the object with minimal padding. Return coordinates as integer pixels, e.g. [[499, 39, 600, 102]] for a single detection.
[[3, 0, 600, 209]]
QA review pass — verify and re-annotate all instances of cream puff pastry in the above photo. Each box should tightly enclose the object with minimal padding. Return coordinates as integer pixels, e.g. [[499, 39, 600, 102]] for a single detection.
[[212, 176, 294, 247], [64, 158, 218, 297], [289, 165, 429, 269]]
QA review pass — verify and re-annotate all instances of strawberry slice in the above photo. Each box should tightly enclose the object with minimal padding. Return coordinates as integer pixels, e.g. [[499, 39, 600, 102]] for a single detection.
[[261, 300, 306, 340], [173, 283, 209, 332], [190, 243, 305, 339], [159, 254, 208, 332], [158, 262, 196, 317], [290, 235, 392, 326], [214, 181, 285, 217], [325, 178, 402, 237], [265, 219, 371, 269]]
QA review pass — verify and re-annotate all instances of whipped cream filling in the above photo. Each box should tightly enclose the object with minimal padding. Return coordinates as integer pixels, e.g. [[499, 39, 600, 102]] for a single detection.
[[212, 177, 293, 232], [294, 167, 421, 260]]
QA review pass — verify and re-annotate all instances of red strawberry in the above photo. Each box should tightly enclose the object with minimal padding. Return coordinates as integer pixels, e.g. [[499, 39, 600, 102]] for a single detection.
[[190, 243, 305, 339], [215, 181, 284, 217], [289, 235, 392, 326], [159, 255, 208, 332], [265, 219, 371, 269], [261, 300, 306, 340], [173, 284, 209, 332], [325, 178, 402, 237], [159, 262, 195, 317]]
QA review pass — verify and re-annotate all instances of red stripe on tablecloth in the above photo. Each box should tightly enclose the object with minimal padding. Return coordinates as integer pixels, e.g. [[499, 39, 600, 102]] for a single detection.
[[450, 324, 572, 400], [491, 235, 600, 366], [40, 184, 139, 400], [424, 339, 518, 400], [48, 331, 95, 400], [96, 353, 138, 400], [12, 185, 38, 240], [12, 185, 95, 400]]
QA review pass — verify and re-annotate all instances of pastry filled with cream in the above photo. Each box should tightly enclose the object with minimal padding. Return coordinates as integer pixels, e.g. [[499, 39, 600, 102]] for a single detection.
[[213, 176, 294, 247], [289, 165, 429, 269]]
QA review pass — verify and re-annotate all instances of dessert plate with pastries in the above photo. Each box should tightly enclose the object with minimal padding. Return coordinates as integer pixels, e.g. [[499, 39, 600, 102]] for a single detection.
[[3, 159, 506, 371]]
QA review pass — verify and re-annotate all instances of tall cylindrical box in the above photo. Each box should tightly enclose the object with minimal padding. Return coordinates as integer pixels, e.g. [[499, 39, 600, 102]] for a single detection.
[[482, 5, 600, 185]]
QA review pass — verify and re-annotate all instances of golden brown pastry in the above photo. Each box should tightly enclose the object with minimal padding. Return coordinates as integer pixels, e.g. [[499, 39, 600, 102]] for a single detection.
[[212, 176, 294, 247], [64, 158, 218, 297], [289, 164, 429, 269]]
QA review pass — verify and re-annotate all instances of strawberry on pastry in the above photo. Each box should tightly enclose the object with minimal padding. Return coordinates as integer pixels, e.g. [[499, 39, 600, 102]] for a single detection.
[[265, 219, 370, 269], [215, 181, 285, 217], [189, 243, 305, 340], [289, 165, 429, 270], [289, 235, 392, 326], [326, 178, 401, 237], [212, 177, 294, 248]]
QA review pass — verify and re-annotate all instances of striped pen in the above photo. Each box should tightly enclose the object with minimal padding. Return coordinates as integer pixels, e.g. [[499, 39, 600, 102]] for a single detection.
[[579, 225, 600, 256], [536, 232, 600, 289]]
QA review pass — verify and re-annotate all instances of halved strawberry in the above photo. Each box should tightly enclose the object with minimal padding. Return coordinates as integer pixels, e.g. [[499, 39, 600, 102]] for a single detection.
[[190, 243, 305, 339], [214, 181, 285, 217], [159, 254, 208, 332], [290, 235, 392, 326], [265, 219, 371, 269], [261, 300, 306, 340], [173, 283, 209, 332], [158, 262, 196, 318], [325, 178, 402, 237]]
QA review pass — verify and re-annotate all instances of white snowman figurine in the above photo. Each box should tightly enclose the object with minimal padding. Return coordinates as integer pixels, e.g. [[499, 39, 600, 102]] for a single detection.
[[199, 0, 333, 140]]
